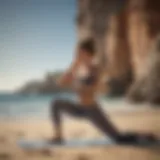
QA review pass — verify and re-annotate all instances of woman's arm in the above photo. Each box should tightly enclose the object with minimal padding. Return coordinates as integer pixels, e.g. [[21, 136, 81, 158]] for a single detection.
[[56, 57, 80, 87]]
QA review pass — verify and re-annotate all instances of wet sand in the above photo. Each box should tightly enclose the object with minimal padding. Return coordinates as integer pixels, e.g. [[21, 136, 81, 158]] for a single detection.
[[0, 109, 160, 160]]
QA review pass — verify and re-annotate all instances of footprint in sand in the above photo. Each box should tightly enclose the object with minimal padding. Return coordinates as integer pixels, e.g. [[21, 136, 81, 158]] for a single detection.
[[0, 153, 11, 160], [77, 154, 89, 160]]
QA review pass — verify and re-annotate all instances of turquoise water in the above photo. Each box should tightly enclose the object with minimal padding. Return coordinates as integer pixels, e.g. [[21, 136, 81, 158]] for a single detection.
[[0, 93, 147, 120], [0, 93, 76, 119]]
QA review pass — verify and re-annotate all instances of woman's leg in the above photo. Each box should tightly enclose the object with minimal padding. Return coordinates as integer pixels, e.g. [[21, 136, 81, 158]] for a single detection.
[[50, 99, 86, 141], [87, 105, 120, 140], [88, 105, 157, 143]]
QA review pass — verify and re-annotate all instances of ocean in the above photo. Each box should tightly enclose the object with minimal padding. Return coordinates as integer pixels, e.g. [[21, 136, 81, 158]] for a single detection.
[[0, 93, 150, 120], [0, 93, 77, 120]]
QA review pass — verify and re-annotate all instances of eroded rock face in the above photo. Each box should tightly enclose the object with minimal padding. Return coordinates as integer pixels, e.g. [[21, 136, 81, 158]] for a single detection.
[[128, 36, 160, 104], [127, 0, 160, 104], [128, 35, 160, 104], [76, 0, 160, 104], [77, 0, 132, 96], [145, 36, 160, 104]]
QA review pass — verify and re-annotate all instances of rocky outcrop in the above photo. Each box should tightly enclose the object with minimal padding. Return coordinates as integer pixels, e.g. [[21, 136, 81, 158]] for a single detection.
[[128, 35, 160, 104], [127, 0, 160, 103], [17, 71, 72, 94], [76, 0, 160, 103], [77, 0, 132, 96], [146, 36, 160, 104]]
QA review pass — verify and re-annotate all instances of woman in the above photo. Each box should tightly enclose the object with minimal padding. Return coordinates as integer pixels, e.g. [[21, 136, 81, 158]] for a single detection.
[[50, 38, 156, 143]]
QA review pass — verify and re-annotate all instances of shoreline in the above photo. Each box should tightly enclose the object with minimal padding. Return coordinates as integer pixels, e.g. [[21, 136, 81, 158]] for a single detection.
[[0, 105, 159, 121]]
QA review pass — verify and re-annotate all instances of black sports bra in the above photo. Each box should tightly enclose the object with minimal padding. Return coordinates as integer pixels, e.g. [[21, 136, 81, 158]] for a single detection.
[[75, 65, 97, 86]]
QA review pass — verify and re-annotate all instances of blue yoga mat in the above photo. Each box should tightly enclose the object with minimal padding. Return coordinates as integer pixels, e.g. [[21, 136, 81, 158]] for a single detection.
[[17, 138, 160, 149]]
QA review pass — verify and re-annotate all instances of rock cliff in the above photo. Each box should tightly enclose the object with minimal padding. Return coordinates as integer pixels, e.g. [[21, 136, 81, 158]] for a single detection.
[[76, 0, 160, 103]]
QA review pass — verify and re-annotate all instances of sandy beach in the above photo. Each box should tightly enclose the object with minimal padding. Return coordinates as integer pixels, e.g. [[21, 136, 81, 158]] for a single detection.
[[0, 108, 160, 160]]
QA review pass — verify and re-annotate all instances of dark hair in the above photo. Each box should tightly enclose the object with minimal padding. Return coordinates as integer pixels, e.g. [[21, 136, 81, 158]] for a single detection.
[[79, 38, 95, 56]]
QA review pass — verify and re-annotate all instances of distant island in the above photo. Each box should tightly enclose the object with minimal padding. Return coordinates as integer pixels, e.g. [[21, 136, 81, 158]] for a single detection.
[[17, 71, 72, 94]]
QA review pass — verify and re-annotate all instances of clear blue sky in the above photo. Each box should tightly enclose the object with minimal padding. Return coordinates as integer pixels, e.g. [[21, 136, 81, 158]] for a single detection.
[[0, 0, 76, 91]]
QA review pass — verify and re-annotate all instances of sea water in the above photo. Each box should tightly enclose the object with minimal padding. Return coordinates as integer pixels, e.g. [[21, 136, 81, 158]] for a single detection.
[[0, 92, 151, 120], [0, 92, 76, 119]]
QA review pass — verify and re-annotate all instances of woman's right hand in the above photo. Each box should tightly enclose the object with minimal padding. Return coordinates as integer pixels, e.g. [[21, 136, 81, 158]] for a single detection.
[[56, 52, 80, 87], [56, 72, 73, 87]]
